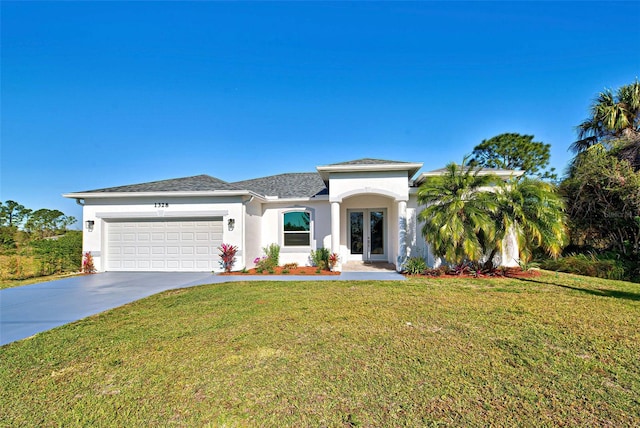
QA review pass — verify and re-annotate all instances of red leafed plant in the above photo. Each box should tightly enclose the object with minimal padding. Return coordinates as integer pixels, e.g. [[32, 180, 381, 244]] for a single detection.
[[328, 252, 340, 270], [218, 243, 238, 273], [82, 252, 96, 274]]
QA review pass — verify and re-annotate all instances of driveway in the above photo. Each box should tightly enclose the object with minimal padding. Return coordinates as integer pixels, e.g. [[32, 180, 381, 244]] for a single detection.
[[1, 271, 404, 346]]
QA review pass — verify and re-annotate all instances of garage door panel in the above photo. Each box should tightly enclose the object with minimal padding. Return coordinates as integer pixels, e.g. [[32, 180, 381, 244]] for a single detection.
[[196, 260, 210, 269], [195, 232, 209, 241], [106, 218, 223, 272]]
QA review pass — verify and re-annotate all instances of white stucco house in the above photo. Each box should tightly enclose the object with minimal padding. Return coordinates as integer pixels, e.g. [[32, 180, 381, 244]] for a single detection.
[[63, 158, 520, 273]]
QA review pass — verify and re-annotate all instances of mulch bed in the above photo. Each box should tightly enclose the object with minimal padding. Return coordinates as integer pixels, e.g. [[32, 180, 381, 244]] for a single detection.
[[405, 267, 542, 279], [221, 266, 340, 276]]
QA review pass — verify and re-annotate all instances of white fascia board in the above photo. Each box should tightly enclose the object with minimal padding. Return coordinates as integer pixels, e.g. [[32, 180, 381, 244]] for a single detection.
[[62, 190, 265, 201], [262, 195, 330, 204], [413, 169, 524, 185], [316, 163, 423, 181]]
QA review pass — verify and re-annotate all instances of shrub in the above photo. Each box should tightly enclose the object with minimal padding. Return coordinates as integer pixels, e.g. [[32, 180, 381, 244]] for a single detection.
[[4, 256, 24, 279], [402, 256, 427, 275], [254, 256, 274, 273], [31, 231, 82, 275], [82, 252, 96, 274], [328, 253, 339, 270], [218, 243, 238, 273], [517, 259, 540, 272], [283, 262, 298, 270], [448, 261, 480, 277], [263, 243, 280, 267], [423, 267, 444, 277], [0, 226, 17, 249], [310, 248, 330, 270], [540, 253, 626, 280]]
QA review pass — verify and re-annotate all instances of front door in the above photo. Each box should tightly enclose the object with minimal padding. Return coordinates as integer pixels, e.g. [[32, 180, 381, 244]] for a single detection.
[[349, 209, 386, 261]]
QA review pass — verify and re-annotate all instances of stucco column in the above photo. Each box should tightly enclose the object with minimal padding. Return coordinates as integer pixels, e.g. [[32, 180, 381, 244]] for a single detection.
[[330, 201, 341, 271], [397, 200, 407, 272]]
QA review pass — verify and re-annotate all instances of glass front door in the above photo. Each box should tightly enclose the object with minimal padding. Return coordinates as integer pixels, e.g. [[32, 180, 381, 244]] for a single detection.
[[349, 209, 386, 261]]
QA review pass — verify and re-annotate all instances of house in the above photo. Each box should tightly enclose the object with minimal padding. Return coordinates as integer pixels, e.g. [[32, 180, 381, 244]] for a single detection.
[[63, 158, 520, 272]]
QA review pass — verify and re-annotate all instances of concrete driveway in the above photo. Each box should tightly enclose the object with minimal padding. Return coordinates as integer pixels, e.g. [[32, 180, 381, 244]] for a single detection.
[[0, 272, 219, 346], [1, 271, 404, 346]]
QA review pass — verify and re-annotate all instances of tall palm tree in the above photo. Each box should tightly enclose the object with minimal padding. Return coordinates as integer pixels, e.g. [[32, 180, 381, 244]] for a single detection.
[[417, 162, 499, 265], [572, 80, 640, 153], [493, 178, 568, 264]]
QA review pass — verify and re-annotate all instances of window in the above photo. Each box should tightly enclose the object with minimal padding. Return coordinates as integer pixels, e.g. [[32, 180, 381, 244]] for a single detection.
[[283, 211, 310, 246]]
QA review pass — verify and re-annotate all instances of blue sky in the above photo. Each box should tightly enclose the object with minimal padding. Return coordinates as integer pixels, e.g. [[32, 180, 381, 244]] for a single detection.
[[2, 1, 639, 226]]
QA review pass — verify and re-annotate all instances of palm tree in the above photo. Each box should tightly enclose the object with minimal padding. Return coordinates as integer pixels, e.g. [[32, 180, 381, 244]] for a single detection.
[[417, 162, 500, 265], [572, 80, 640, 153], [417, 162, 568, 269], [493, 178, 568, 264]]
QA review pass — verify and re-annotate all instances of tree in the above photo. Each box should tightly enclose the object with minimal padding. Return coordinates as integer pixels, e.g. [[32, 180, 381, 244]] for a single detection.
[[572, 79, 640, 153], [417, 161, 567, 268], [561, 144, 640, 255], [417, 162, 500, 265], [24, 209, 76, 238], [0, 200, 32, 227], [468, 133, 557, 181], [493, 177, 568, 265]]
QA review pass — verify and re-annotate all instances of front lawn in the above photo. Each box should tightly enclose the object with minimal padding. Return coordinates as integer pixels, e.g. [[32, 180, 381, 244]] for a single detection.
[[1, 272, 639, 426]]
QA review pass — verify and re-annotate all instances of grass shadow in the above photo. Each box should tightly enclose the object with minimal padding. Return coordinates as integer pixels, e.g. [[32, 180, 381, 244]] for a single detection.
[[514, 276, 640, 302]]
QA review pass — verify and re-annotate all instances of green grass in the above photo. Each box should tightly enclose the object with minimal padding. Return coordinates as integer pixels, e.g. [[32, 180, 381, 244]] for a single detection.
[[0, 272, 82, 290], [2, 272, 639, 426]]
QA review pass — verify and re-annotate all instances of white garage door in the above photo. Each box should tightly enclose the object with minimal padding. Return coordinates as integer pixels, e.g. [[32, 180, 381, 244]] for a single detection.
[[106, 218, 223, 272]]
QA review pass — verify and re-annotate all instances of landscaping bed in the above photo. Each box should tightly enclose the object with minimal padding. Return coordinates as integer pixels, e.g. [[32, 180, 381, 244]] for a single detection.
[[405, 266, 542, 279], [222, 266, 339, 275]]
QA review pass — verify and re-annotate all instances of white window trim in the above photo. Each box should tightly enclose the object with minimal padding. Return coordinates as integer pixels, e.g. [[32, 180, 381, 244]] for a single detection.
[[280, 207, 314, 252]]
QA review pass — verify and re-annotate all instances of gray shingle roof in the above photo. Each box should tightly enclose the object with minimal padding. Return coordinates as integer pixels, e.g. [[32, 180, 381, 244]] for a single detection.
[[72, 159, 420, 198], [326, 158, 414, 166], [232, 173, 327, 198], [81, 175, 239, 193]]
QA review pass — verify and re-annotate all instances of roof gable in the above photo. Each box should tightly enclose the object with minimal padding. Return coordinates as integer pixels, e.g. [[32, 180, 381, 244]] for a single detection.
[[317, 158, 423, 182]]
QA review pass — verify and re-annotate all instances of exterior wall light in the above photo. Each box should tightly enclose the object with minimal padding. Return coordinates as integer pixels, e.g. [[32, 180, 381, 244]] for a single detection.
[[85, 220, 95, 232], [228, 218, 235, 231]]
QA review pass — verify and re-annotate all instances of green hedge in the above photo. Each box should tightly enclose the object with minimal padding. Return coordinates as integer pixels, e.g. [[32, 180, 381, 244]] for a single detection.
[[540, 253, 627, 281], [31, 231, 82, 275]]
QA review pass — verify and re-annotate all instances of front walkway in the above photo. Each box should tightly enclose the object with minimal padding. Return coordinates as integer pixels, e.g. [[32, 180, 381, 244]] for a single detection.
[[0, 271, 405, 346]]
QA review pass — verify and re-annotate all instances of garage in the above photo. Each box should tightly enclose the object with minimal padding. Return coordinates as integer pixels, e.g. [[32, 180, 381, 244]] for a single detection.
[[105, 218, 223, 272]]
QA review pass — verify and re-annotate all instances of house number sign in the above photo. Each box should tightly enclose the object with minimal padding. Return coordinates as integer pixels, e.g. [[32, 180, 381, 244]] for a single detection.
[[154, 203, 169, 208]]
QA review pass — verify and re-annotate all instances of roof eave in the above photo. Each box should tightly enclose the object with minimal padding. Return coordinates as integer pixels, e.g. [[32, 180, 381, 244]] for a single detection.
[[261, 195, 330, 203], [413, 169, 525, 186], [62, 190, 265, 201], [316, 163, 423, 181]]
